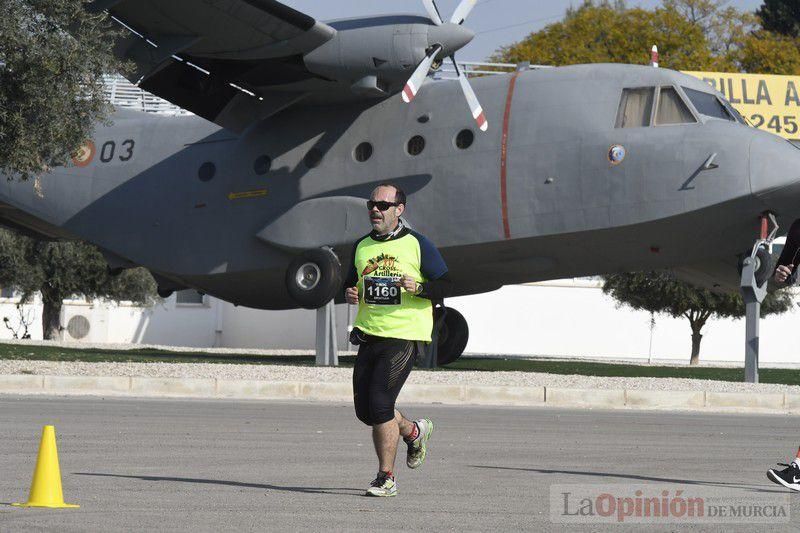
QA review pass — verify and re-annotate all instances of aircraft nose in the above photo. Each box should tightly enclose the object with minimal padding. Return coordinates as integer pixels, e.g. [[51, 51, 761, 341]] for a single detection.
[[750, 133, 800, 217], [427, 23, 474, 57]]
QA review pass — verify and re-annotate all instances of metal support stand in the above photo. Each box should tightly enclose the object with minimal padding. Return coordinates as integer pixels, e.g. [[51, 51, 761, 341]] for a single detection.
[[419, 304, 445, 369], [740, 213, 778, 383], [315, 300, 338, 366], [740, 257, 767, 383], [420, 328, 439, 369]]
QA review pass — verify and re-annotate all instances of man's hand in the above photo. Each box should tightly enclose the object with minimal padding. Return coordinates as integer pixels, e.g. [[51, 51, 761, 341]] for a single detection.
[[345, 286, 359, 305], [774, 264, 794, 283], [397, 274, 419, 293]]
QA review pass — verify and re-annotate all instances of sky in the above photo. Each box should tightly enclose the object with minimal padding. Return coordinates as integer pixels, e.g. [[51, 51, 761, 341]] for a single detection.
[[285, 0, 764, 61]]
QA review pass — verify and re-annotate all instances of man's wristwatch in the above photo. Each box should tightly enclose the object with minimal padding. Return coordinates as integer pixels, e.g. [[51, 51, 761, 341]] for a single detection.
[[414, 282, 424, 295]]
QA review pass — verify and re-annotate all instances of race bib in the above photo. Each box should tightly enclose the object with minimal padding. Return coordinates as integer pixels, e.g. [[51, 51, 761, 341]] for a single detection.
[[363, 276, 401, 305]]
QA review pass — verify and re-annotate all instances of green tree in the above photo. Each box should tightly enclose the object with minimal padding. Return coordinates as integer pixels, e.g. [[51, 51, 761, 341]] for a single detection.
[[491, 1, 714, 70], [492, 0, 800, 75], [0, 228, 157, 339], [736, 30, 800, 74], [758, 0, 800, 38], [0, 2, 151, 339], [602, 272, 794, 365], [0, 0, 124, 181]]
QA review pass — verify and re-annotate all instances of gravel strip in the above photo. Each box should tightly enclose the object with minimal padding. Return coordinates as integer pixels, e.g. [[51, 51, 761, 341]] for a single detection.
[[1, 359, 799, 394]]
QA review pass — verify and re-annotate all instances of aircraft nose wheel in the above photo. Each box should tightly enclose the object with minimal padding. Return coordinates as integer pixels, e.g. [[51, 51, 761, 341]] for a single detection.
[[737, 244, 774, 287], [296, 262, 322, 291], [752, 245, 773, 286], [285, 248, 342, 309]]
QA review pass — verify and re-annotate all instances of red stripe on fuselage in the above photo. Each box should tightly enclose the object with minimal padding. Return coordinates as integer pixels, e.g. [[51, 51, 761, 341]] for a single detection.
[[500, 71, 520, 239]]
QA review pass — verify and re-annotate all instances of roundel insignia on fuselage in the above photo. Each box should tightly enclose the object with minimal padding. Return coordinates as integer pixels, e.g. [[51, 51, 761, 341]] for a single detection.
[[72, 141, 95, 168], [608, 144, 626, 166]]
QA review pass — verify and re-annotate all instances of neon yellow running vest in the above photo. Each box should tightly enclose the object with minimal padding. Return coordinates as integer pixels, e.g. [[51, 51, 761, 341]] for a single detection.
[[353, 233, 433, 342]]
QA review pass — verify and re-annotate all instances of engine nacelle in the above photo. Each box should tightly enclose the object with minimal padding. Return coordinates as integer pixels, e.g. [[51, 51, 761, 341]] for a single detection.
[[303, 19, 431, 96]]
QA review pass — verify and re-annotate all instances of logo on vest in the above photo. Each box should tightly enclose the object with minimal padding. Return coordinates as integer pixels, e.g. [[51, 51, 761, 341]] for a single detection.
[[362, 253, 399, 277]]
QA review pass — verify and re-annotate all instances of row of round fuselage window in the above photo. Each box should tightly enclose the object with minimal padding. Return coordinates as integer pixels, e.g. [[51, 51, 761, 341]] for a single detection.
[[355, 129, 476, 162], [197, 129, 476, 181]]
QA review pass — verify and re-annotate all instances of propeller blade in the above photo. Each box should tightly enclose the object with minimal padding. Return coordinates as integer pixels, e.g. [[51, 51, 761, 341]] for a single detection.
[[422, 0, 444, 26], [401, 45, 442, 103], [450, 0, 477, 24], [452, 56, 487, 131]]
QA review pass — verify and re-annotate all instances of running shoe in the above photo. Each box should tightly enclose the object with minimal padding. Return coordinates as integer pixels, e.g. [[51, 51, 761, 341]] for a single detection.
[[365, 471, 397, 497], [406, 418, 434, 469], [767, 462, 800, 492]]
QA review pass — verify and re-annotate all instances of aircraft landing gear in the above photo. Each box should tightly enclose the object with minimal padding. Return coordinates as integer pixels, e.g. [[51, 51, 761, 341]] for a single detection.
[[739, 212, 778, 383], [418, 305, 469, 368], [285, 247, 343, 309], [738, 243, 773, 287]]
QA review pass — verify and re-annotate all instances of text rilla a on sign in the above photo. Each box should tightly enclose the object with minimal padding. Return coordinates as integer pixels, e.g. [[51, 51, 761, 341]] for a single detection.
[[685, 71, 800, 140]]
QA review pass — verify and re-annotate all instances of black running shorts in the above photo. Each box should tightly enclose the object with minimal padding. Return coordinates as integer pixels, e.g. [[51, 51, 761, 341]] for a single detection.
[[353, 338, 418, 426]]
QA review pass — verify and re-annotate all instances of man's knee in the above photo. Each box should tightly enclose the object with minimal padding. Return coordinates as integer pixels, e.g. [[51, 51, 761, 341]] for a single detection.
[[354, 402, 373, 426], [369, 403, 395, 425]]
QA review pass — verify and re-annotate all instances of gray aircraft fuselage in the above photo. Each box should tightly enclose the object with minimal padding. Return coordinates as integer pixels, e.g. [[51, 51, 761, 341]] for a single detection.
[[2, 63, 799, 309]]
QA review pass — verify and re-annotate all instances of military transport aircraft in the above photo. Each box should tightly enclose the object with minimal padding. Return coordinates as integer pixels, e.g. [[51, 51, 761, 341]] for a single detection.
[[2, 0, 800, 363]]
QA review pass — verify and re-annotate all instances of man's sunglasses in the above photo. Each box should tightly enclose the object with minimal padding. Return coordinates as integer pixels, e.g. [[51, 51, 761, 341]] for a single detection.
[[367, 200, 400, 211]]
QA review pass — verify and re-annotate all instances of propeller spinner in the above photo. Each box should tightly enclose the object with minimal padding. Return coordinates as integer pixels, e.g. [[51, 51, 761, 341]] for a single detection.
[[403, 0, 487, 132]]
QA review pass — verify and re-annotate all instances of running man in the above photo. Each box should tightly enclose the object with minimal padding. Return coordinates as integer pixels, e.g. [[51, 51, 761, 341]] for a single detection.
[[344, 183, 453, 497]]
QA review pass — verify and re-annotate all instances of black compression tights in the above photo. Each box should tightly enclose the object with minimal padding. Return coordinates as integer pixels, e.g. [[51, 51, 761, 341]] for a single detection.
[[352, 339, 417, 426]]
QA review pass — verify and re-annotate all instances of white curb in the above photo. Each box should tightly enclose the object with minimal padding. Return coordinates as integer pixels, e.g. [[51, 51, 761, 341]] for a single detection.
[[625, 390, 705, 409], [545, 388, 626, 408], [0, 373, 798, 414], [706, 391, 785, 410], [130, 377, 216, 396]]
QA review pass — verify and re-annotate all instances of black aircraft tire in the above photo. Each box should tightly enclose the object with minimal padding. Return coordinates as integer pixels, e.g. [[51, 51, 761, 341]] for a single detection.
[[436, 307, 469, 366], [286, 248, 342, 309], [754, 245, 773, 286]]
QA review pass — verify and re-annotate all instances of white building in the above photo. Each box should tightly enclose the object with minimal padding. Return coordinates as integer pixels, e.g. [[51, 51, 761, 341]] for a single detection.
[[2, 279, 798, 367]]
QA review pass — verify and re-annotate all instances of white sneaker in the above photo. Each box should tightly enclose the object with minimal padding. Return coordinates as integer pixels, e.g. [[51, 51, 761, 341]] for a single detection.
[[406, 418, 434, 469], [365, 471, 397, 497]]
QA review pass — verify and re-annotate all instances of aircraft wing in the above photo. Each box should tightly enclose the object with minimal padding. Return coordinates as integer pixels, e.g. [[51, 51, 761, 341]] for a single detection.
[[89, 0, 337, 132]]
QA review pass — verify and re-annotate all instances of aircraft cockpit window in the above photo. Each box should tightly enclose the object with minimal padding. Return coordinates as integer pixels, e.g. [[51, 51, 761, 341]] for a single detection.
[[724, 102, 747, 124], [655, 87, 696, 125], [682, 87, 734, 121], [615, 87, 655, 128]]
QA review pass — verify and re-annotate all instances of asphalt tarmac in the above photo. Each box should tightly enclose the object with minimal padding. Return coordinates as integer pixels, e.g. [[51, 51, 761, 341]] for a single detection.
[[1, 395, 799, 532]]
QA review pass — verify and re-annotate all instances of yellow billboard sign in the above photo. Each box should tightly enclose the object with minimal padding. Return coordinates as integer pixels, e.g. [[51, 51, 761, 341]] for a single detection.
[[683, 71, 800, 140]]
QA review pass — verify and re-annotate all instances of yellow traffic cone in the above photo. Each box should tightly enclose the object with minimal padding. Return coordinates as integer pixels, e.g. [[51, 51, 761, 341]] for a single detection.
[[13, 425, 79, 508]]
